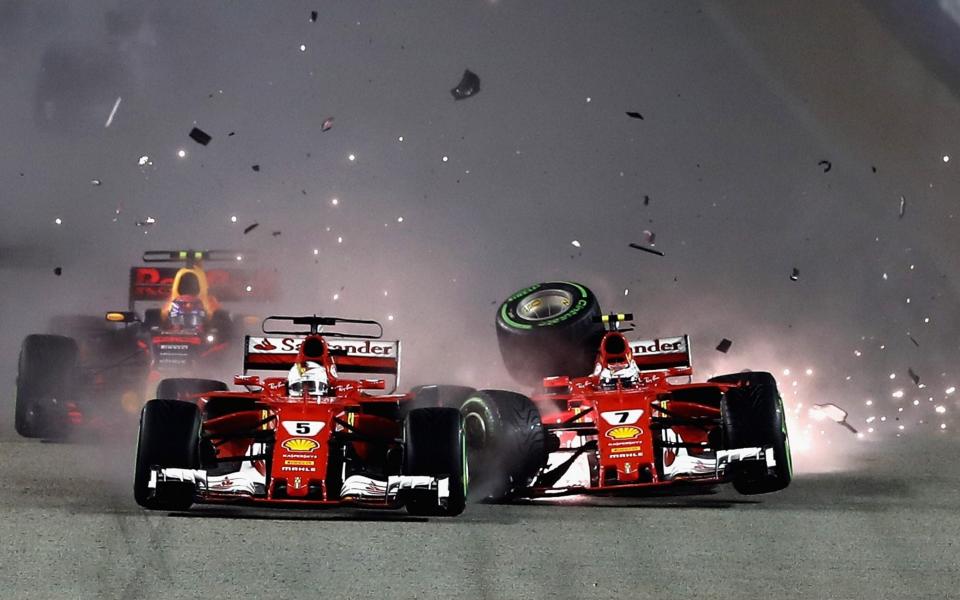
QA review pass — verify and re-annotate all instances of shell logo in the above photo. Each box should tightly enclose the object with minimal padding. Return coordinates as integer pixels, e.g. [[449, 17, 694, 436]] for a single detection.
[[606, 426, 642, 440], [282, 438, 320, 452]]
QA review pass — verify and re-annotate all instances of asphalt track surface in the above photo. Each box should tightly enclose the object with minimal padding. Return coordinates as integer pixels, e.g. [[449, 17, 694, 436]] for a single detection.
[[0, 393, 957, 600]]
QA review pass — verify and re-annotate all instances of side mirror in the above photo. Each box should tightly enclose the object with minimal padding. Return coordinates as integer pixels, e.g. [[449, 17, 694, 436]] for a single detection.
[[234, 374, 261, 387], [359, 379, 386, 390], [106, 311, 140, 323], [542, 375, 571, 389]]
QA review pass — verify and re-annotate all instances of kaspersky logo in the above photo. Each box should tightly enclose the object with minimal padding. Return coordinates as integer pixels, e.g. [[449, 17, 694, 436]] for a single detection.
[[282, 438, 320, 452], [606, 426, 642, 440]]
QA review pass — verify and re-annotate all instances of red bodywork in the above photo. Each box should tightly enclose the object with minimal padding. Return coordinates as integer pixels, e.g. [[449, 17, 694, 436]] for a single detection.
[[174, 331, 412, 508], [522, 331, 735, 496]]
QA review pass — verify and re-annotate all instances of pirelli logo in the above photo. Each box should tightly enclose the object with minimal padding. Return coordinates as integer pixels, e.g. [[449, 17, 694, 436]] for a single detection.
[[283, 459, 315, 467]]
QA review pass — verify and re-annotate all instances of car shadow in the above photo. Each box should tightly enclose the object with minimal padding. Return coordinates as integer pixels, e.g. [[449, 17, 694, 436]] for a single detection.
[[167, 506, 431, 523]]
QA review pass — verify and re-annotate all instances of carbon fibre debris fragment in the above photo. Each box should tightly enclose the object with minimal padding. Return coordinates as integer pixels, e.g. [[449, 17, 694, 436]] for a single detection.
[[899, 195, 906, 219], [818, 160, 831, 172], [716, 338, 732, 353], [310, 10, 318, 22], [910, 336, 920, 347], [451, 69, 480, 100], [243, 223, 259, 235], [251, 164, 260, 172], [628, 243, 664, 256], [321, 117, 334, 132], [189, 127, 212, 146], [625, 111, 644, 120], [54, 267, 62, 276], [790, 268, 800, 281], [909, 368, 921, 386]]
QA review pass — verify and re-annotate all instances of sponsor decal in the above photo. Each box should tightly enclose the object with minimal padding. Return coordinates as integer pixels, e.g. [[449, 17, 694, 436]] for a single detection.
[[293, 476, 304, 489], [610, 445, 644, 454], [283, 459, 315, 467], [606, 426, 642, 440], [281, 421, 325, 436], [281, 466, 314, 472], [630, 336, 687, 355], [282, 438, 320, 452], [600, 409, 644, 425], [249, 337, 395, 357], [614, 452, 643, 459]]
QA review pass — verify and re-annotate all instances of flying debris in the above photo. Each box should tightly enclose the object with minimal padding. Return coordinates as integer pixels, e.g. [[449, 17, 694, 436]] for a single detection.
[[135, 216, 157, 228], [628, 243, 664, 256], [321, 117, 334, 132], [53, 267, 62, 276], [243, 223, 259, 235], [189, 127, 212, 146], [272, 231, 282, 237], [251, 164, 260, 172], [898, 195, 906, 219], [310, 10, 318, 22], [810, 403, 857, 433], [818, 160, 832, 172], [642, 230, 656, 245], [643, 195, 650, 206], [625, 111, 644, 120], [90, 179, 101, 186], [908, 368, 921, 387], [104, 96, 122, 128], [228, 131, 235, 137], [790, 267, 800, 281], [715, 338, 732, 353], [571, 240, 581, 248], [910, 336, 920, 347], [450, 69, 481, 100]]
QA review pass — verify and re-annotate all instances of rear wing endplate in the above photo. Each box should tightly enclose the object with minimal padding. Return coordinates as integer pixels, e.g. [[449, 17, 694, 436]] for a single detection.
[[629, 335, 692, 375], [243, 335, 401, 393]]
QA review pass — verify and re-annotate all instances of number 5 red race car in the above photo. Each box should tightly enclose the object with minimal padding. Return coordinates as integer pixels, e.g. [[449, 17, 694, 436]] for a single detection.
[[425, 281, 792, 501], [134, 315, 467, 516]]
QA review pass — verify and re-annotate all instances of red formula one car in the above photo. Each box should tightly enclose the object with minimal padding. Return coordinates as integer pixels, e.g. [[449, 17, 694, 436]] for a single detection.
[[426, 282, 792, 500], [134, 315, 467, 516]]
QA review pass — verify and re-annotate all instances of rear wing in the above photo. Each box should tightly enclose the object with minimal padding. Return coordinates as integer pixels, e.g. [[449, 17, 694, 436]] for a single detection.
[[129, 267, 277, 306], [243, 335, 401, 394], [629, 335, 692, 375]]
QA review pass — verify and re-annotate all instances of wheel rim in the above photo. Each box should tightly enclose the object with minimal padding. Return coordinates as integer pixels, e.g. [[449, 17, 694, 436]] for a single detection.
[[516, 289, 574, 321]]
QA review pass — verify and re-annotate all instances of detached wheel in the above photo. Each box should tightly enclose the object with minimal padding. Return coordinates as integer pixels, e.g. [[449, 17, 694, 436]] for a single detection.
[[134, 399, 202, 510], [15, 334, 78, 439], [460, 389, 546, 501], [156, 378, 227, 402], [403, 407, 467, 516], [718, 372, 792, 495], [496, 281, 604, 385]]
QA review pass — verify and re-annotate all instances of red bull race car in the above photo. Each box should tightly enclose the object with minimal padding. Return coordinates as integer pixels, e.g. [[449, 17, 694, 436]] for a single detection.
[[14, 250, 273, 439], [423, 281, 792, 501], [134, 315, 467, 516]]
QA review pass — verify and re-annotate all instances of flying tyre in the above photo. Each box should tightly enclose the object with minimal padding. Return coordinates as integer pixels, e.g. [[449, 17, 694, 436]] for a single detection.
[[403, 407, 467, 516], [496, 281, 605, 385], [459, 389, 546, 501], [134, 399, 202, 510], [156, 378, 228, 402], [15, 334, 78, 439], [714, 371, 792, 494]]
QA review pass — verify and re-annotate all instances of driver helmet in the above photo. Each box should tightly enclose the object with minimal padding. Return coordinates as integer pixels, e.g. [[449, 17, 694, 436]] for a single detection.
[[598, 360, 641, 390], [288, 361, 330, 397], [168, 296, 206, 330]]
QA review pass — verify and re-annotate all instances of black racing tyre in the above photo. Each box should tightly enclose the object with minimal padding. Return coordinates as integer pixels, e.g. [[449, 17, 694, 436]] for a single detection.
[[708, 371, 778, 388], [403, 407, 467, 517], [495, 281, 605, 385], [134, 399, 202, 510], [156, 378, 228, 402], [718, 372, 792, 495], [15, 334, 78, 439], [460, 389, 546, 501], [406, 384, 477, 412]]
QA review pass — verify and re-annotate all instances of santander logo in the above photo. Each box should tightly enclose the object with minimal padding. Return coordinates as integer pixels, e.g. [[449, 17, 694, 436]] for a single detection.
[[253, 339, 277, 351]]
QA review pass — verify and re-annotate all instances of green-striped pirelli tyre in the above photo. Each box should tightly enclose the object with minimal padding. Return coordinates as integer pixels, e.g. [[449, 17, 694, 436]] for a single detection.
[[495, 282, 604, 386], [713, 371, 793, 495]]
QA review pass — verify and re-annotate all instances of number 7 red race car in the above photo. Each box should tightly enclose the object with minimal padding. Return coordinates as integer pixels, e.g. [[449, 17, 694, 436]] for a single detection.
[[424, 281, 792, 501], [134, 315, 467, 516]]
